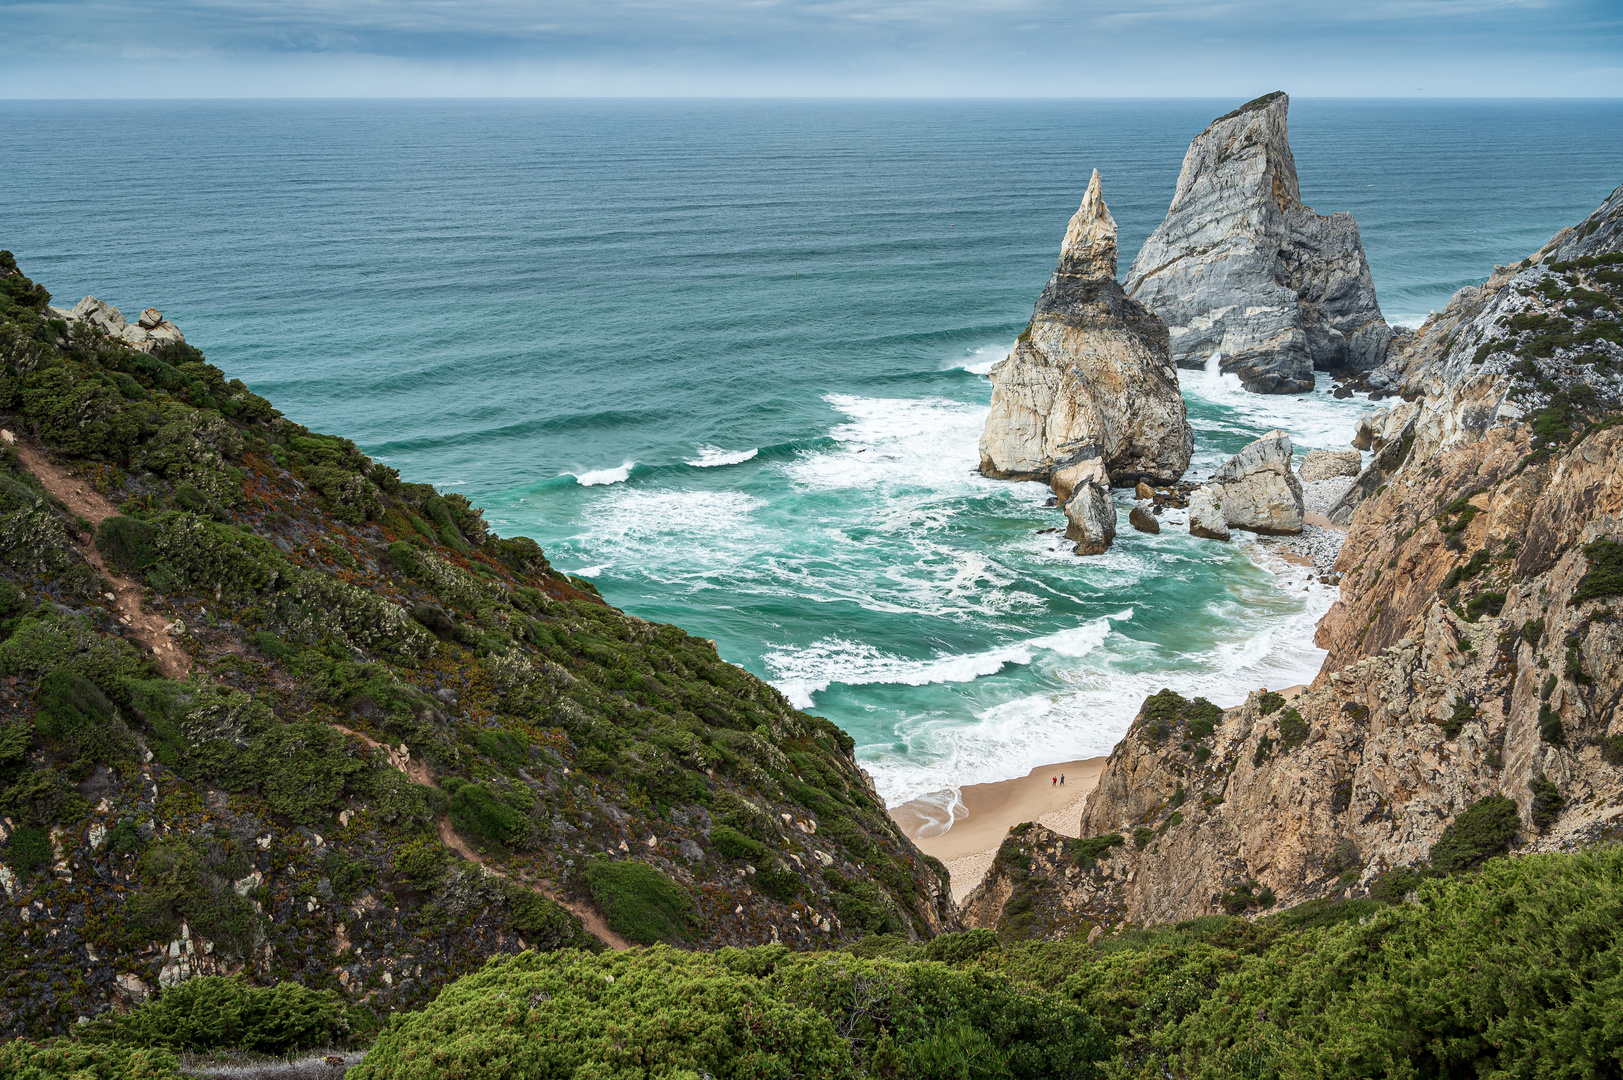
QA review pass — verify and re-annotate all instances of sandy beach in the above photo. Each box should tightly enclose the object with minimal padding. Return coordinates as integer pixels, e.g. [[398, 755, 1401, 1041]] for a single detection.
[[891, 685, 1306, 903]]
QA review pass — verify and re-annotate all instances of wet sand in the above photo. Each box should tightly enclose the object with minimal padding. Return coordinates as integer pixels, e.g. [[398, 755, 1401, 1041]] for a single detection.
[[890, 758, 1107, 903]]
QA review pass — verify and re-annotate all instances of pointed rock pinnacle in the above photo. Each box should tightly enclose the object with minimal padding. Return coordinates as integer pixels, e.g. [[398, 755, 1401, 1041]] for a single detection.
[[1059, 169, 1118, 281]]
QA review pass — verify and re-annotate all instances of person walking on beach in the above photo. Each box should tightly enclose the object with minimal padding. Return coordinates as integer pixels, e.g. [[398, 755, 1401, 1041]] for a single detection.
[[1060, 774, 1065, 786], [1051, 776, 1057, 786]]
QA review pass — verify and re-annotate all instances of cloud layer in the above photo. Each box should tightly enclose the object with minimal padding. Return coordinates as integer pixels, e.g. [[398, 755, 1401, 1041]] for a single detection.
[[2, 0, 1619, 96]]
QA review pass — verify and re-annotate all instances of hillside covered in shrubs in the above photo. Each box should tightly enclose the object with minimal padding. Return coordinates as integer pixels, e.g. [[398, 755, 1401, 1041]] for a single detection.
[[9, 844, 1618, 1079], [0, 250, 954, 1040]]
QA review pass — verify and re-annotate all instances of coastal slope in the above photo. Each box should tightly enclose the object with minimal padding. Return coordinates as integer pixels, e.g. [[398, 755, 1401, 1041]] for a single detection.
[[0, 252, 955, 1038]]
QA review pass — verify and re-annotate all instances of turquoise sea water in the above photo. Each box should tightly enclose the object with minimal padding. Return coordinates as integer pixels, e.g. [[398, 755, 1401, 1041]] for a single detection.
[[3, 99, 1621, 812]]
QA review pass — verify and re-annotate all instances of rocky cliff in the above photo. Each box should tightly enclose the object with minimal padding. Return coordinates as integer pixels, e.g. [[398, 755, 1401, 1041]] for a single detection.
[[979, 171, 1192, 554], [1124, 92, 1393, 394], [0, 251, 956, 1038], [966, 183, 1623, 938]]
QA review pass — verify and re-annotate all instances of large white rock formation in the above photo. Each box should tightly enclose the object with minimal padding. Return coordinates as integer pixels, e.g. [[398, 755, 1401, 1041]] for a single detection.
[[979, 170, 1193, 555], [1189, 429, 1305, 538], [1124, 92, 1392, 394]]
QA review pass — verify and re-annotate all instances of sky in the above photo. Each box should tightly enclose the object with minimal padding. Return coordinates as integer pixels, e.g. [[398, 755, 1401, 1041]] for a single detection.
[[1, 0, 1619, 98]]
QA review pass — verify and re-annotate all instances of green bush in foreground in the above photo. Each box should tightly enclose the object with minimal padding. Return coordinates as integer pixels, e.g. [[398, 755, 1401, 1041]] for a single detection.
[[81, 975, 346, 1055], [350, 946, 1109, 1080], [0, 1041, 181, 1080], [347, 847, 1623, 1080]]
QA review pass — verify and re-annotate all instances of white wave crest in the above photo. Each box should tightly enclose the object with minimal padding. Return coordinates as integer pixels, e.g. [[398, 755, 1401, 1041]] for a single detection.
[[573, 461, 636, 486], [765, 611, 1128, 710], [685, 445, 759, 467], [959, 342, 1012, 376], [1181, 351, 1374, 455]]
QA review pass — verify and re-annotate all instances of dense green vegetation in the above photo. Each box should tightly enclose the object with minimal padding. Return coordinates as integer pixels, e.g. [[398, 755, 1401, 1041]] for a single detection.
[[337, 846, 1623, 1080]]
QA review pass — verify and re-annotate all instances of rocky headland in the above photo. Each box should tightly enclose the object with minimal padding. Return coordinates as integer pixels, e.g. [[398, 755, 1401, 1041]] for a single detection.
[[1125, 92, 1393, 394], [965, 181, 1623, 937], [979, 170, 1192, 554]]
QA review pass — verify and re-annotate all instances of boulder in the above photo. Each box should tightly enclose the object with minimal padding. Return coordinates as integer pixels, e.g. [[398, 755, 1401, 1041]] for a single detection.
[[1063, 478, 1116, 556], [138, 307, 163, 330], [1127, 503, 1160, 534], [1124, 92, 1392, 394], [1134, 480, 1155, 500], [1187, 486, 1230, 540], [1298, 448, 1362, 482], [981, 170, 1192, 491], [1205, 429, 1304, 535], [72, 296, 125, 332]]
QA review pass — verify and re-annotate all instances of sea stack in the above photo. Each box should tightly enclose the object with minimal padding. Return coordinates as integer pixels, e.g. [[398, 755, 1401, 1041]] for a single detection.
[[1124, 92, 1392, 394], [979, 170, 1193, 556]]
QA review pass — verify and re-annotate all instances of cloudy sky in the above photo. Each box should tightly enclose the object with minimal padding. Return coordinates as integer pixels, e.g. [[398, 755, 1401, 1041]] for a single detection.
[[2, 0, 1619, 97]]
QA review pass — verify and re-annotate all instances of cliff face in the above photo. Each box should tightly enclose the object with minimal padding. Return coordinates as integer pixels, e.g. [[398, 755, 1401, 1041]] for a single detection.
[[966, 184, 1623, 937], [0, 251, 955, 1038], [979, 171, 1192, 554], [1125, 92, 1392, 394]]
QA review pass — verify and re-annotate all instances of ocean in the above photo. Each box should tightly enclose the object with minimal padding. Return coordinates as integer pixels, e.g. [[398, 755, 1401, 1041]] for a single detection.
[[3, 98, 1620, 813]]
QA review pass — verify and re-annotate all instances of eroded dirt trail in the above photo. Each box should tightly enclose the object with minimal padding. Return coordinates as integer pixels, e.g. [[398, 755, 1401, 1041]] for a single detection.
[[12, 437, 192, 678], [334, 724, 632, 951]]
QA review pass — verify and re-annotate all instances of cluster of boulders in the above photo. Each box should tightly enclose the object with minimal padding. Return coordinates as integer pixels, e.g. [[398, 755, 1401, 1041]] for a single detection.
[[46, 295, 186, 351], [1186, 434, 1360, 543]]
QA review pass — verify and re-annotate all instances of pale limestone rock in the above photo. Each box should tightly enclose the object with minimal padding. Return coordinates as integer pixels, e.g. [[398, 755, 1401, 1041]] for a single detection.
[[980, 170, 1191, 556], [980, 170, 1192, 491], [1125, 92, 1391, 394], [1298, 448, 1362, 482], [1060, 457, 1115, 556], [1205, 429, 1303, 534], [72, 296, 125, 332], [1187, 486, 1230, 541]]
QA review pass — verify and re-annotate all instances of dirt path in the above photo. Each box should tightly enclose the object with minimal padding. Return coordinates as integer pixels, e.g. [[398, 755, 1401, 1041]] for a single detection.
[[11, 436, 192, 678], [334, 724, 631, 951]]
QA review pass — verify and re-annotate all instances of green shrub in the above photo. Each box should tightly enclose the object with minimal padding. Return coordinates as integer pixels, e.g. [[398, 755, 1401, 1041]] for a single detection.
[[921, 928, 1000, 964], [82, 976, 345, 1054], [1277, 708, 1308, 750], [1539, 703, 1565, 745], [350, 947, 1109, 1080], [581, 859, 700, 945], [755, 862, 803, 903], [1466, 590, 1506, 621], [446, 779, 529, 850], [1253, 734, 1276, 766], [9, 824, 52, 874], [1429, 795, 1519, 873], [1574, 539, 1623, 603], [93, 515, 159, 574], [126, 837, 260, 957], [1256, 691, 1285, 715], [33, 668, 114, 738], [504, 883, 598, 951], [0, 1041, 181, 1080], [709, 823, 770, 862], [1528, 774, 1564, 829], [1133, 827, 1153, 850], [1069, 833, 1124, 868], [393, 838, 452, 890], [1441, 698, 1477, 738], [1522, 617, 1545, 649]]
